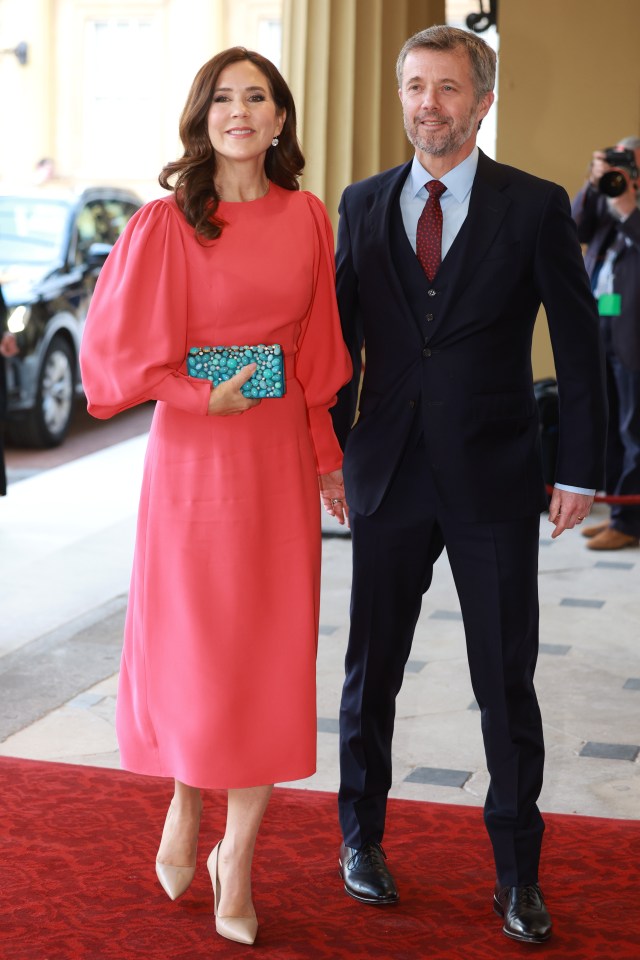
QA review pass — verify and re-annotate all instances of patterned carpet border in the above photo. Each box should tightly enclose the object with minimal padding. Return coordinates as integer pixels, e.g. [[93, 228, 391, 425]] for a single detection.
[[0, 757, 637, 960]]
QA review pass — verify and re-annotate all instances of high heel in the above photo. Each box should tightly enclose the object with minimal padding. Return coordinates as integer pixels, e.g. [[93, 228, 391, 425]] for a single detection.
[[155, 861, 196, 901], [207, 841, 258, 945], [156, 801, 199, 901]]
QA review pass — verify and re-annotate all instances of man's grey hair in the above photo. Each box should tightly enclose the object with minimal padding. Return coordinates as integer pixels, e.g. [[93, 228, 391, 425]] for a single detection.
[[396, 25, 496, 101], [618, 136, 640, 150]]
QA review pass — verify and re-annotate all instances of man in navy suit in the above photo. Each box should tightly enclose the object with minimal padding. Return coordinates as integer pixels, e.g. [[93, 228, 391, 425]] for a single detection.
[[329, 26, 606, 944]]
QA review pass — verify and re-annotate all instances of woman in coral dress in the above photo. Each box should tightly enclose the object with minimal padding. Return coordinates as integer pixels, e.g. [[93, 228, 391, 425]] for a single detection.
[[80, 48, 351, 946]]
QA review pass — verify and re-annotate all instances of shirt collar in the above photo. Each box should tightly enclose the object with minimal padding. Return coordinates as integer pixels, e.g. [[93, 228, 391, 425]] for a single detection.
[[408, 146, 479, 203]]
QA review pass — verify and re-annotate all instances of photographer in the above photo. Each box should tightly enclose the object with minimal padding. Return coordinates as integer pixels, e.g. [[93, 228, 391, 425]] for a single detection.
[[572, 136, 640, 550]]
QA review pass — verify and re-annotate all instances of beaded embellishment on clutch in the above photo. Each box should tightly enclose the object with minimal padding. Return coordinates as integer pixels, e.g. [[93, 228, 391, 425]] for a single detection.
[[186, 344, 285, 399]]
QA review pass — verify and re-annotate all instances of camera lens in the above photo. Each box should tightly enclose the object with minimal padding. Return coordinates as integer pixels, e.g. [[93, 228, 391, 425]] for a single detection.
[[599, 170, 627, 197]]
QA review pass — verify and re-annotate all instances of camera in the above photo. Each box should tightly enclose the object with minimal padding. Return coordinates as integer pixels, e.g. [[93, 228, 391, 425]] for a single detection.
[[599, 147, 639, 197]]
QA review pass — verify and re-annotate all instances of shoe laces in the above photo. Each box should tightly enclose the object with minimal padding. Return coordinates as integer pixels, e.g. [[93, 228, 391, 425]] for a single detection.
[[347, 842, 388, 871], [516, 884, 543, 909]]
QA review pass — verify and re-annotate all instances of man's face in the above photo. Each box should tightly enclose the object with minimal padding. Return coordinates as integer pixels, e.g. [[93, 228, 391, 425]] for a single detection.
[[399, 46, 493, 164]]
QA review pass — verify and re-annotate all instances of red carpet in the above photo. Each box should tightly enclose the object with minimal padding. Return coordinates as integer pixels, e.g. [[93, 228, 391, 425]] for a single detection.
[[0, 757, 637, 960]]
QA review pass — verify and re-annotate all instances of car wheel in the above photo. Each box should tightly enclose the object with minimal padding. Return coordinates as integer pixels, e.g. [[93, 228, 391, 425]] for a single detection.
[[13, 335, 76, 447]]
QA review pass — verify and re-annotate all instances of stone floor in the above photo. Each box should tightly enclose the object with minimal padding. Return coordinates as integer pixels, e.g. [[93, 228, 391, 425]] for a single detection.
[[1, 433, 639, 820]]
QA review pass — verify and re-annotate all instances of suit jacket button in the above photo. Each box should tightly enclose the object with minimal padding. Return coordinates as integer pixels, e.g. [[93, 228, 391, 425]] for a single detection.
[[422, 347, 431, 357], [426, 313, 434, 321], [427, 289, 436, 297], [409, 399, 416, 408]]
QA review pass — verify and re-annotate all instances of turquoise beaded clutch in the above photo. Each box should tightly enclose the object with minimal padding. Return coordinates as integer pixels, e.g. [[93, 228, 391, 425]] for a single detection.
[[186, 344, 285, 399]]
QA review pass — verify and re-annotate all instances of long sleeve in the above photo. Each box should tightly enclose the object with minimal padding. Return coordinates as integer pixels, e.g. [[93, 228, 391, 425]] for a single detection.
[[331, 188, 364, 450], [295, 193, 352, 474], [571, 183, 605, 245], [80, 199, 212, 419], [536, 184, 607, 489]]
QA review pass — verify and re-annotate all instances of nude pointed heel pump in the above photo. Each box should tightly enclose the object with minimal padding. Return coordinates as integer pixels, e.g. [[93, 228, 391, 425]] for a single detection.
[[207, 841, 258, 946], [155, 860, 197, 901], [155, 800, 200, 900]]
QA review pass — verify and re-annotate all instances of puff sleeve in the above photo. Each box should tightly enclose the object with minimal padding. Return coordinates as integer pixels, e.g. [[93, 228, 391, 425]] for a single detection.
[[80, 199, 211, 419], [295, 193, 352, 474]]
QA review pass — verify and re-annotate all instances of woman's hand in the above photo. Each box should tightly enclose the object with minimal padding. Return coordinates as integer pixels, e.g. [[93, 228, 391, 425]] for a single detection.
[[207, 363, 261, 416], [319, 469, 348, 526]]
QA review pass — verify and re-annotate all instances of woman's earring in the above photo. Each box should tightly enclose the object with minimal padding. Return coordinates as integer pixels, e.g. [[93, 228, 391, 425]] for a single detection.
[[271, 137, 279, 147]]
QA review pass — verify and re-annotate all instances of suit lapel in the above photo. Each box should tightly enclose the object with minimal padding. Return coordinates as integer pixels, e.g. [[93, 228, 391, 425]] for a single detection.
[[365, 162, 424, 342], [440, 151, 511, 310], [365, 160, 412, 240]]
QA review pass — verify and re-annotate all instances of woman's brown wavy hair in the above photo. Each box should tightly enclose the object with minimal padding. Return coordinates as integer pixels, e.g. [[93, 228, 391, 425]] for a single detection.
[[159, 47, 305, 242]]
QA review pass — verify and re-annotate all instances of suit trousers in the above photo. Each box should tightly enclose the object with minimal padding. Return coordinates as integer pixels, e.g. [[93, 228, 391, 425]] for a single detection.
[[338, 429, 546, 887]]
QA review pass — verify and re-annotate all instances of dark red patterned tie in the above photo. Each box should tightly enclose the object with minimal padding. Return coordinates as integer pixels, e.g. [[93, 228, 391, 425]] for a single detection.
[[416, 180, 447, 281]]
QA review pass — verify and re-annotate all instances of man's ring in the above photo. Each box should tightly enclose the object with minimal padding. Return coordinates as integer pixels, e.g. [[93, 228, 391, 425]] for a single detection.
[[331, 498, 342, 505]]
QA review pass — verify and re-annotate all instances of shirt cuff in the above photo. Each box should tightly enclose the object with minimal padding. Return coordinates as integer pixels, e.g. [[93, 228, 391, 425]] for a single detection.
[[554, 483, 596, 496]]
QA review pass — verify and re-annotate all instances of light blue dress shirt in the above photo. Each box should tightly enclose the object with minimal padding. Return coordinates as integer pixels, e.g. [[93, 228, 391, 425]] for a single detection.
[[399, 148, 594, 498], [400, 148, 478, 258]]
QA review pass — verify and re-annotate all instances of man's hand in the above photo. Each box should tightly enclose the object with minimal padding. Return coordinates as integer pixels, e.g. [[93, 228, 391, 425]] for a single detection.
[[547, 488, 595, 539], [0, 332, 19, 358], [206, 363, 260, 416], [319, 469, 348, 526], [588, 150, 609, 187]]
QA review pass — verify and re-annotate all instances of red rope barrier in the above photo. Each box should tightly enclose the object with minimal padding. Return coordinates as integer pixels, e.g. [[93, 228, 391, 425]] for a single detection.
[[545, 485, 640, 504]]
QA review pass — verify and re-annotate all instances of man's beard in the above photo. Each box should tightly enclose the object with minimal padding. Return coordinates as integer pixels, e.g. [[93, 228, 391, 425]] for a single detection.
[[404, 106, 479, 158]]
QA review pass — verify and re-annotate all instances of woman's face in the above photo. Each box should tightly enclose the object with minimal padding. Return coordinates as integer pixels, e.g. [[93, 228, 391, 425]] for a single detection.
[[207, 60, 285, 168]]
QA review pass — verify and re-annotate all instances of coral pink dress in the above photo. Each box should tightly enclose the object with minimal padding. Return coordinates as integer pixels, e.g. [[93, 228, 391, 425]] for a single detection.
[[80, 185, 351, 789]]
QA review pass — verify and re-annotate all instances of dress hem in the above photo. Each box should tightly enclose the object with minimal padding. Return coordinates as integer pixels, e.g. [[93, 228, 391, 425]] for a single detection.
[[118, 759, 317, 791]]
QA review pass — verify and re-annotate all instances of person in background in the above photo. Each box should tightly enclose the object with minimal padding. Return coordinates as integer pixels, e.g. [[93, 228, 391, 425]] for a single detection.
[[330, 25, 606, 945], [33, 157, 56, 185], [572, 137, 640, 550], [0, 285, 19, 497], [80, 47, 351, 947]]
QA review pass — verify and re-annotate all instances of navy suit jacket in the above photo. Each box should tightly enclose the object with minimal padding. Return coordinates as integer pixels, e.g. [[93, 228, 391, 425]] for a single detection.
[[332, 151, 607, 521]]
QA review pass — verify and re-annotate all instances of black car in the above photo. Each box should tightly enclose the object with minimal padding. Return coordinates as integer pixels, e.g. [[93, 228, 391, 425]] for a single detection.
[[0, 185, 142, 446]]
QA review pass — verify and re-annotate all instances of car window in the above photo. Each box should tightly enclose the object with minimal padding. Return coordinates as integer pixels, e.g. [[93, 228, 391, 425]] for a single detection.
[[0, 197, 69, 265], [73, 199, 139, 263], [104, 200, 139, 237]]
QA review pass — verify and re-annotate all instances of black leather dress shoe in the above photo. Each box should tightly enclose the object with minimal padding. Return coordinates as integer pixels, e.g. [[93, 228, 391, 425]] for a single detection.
[[493, 883, 552, 943], [338, 841, 399, 905]]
